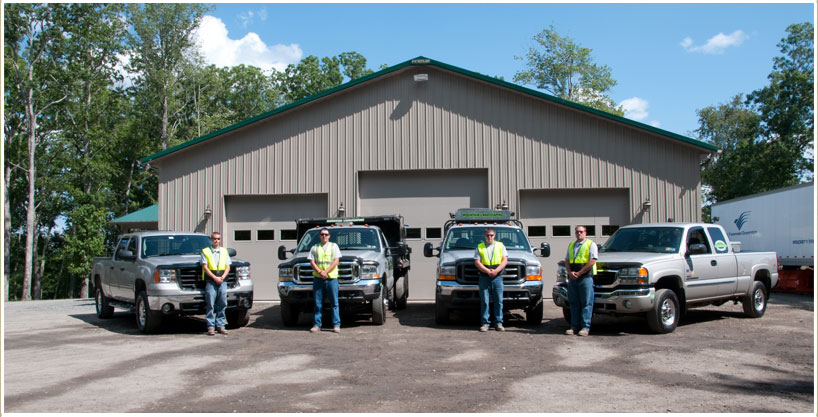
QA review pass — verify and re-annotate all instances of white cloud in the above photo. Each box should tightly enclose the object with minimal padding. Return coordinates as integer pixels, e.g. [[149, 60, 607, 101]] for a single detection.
[[680, 30, 748, 54], [619, 97, 650, 121], [238, 7, 268, 28], [193, 15, 302, 73]]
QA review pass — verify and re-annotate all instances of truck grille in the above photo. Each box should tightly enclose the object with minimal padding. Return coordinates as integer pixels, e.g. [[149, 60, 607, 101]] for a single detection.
[[456, 260, 525, 285], [293, 261, 360, 284], [593, 262, 641, 287], [593, 271, 617, 287], [178, 265, 238, 290]]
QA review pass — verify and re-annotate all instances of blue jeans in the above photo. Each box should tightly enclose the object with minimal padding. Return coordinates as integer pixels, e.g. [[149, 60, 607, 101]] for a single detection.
[[313, 278, 340, 327], [205, 279, 227, 329], [478, 273, 503, 325], [567, 275, 594, 330]]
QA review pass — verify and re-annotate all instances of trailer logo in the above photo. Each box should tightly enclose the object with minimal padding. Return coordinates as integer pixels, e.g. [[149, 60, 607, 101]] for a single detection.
[[734, 211, 751, 231]]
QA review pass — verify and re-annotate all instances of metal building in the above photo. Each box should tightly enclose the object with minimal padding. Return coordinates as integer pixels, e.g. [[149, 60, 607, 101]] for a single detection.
[[141, 57, 716, 301]]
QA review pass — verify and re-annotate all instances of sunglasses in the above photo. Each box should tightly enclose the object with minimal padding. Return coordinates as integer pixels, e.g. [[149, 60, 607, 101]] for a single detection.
[[320, 233, 330, 236]]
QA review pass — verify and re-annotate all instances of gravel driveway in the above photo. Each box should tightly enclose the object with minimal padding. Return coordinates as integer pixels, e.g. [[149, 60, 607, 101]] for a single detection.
[[3, 293, 814, 413]]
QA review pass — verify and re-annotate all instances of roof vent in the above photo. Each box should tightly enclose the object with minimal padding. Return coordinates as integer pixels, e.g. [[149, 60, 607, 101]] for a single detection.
[[414, 74, 428, 82]]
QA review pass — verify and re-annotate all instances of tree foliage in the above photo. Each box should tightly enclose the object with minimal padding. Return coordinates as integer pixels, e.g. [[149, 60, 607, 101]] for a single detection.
[[514, 25, 624, 116], [699, 22, 814, 204]]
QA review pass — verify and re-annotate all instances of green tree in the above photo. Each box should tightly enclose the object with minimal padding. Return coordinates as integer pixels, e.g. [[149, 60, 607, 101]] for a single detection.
[[126, 3, 211, 150], [514, 25, 624, 116], [699, 22, 814, 205], [747, 22, 814, 181], [4, 3, 69, 300], [276, 52, 374, 103]]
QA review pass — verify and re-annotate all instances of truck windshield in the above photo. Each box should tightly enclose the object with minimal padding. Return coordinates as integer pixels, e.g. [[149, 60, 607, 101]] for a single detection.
[[296, 228, 381, 252], [600, 227, 684, 254], [443, 227, 531, 251], [141, 235, 212, 258]]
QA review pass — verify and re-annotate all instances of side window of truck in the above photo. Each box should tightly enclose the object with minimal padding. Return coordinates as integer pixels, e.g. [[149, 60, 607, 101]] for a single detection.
[[686, 227, 711, 254], [115, 237, 130, 259], [127, 237, 138, 258], [707, 227, 730, 254]]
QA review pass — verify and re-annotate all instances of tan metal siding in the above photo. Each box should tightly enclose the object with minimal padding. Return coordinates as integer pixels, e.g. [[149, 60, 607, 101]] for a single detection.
[[156, 66, 704, 234]]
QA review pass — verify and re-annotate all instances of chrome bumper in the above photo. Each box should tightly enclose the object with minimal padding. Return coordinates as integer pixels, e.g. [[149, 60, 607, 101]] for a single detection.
[[552, 284, 654, 313], [278, 279, 382, 301], [147, 281, 254, 312]]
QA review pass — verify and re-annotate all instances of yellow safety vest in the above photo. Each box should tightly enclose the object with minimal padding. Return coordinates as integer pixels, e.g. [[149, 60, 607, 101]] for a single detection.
[[568, 240, 596, 275], [202, 247, 228, 280], [313, 243, 339, 279], [477, 241, 506, 267]]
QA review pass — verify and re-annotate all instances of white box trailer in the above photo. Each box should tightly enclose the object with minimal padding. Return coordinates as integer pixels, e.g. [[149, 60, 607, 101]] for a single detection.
[[711, 182, 814, 268]]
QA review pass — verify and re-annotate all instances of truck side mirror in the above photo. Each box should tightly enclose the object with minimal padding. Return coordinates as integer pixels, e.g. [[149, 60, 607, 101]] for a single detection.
[[539, 242, 551, 257], [116, 250, 136, 261], [423, 242, 438, 258], [687, 243, 707, 255], [226, 248, 237, 257], [278, 245, 289, 260]]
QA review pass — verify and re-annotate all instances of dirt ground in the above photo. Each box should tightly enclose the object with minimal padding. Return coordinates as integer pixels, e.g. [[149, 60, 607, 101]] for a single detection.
[[3, 293, 814, 413]]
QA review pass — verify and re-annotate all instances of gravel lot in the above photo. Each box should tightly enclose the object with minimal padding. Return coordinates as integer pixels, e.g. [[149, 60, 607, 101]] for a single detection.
[[3, 293, 814, 413]]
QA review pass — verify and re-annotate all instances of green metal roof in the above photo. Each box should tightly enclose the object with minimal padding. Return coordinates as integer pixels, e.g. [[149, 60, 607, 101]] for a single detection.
[[111, 204, 158, 223], [142, 56, 716, 163]]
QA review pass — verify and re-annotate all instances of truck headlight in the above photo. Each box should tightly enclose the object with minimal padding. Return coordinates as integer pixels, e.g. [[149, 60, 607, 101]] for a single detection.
[[438, 265, 456, 281], [237, 265, 251, 280], [279, 267, 293, 282], [556, 265, 567, 283], [618, 267, 648, 285], [525, 265, 542, 281], [154, 268, 176, 283], [361, 264, 380, 280]]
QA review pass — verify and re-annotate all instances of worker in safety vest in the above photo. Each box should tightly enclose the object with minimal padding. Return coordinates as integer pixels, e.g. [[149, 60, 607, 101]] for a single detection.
[[201, 231, 232, 336], [308, 227, 342, 333], [473, 227, 508, 332], [564, 226, 598, 337]]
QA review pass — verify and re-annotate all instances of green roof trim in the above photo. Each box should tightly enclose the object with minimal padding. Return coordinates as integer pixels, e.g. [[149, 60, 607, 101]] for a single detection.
[[141, 56, 715, 163], [111, 204, 158, 223]]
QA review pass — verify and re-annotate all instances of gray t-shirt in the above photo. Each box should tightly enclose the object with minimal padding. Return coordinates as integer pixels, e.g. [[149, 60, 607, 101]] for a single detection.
[[565, 239, 599, 262], [473, 242, 508, 264], [200, 247, 232, 269]]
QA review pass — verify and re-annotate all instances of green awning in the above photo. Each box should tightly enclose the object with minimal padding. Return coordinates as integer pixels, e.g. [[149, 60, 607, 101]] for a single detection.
[[111, 204, 158, 225]]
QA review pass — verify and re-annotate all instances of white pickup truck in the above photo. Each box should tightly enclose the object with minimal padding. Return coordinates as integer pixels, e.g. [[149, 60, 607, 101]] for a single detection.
[[552, 223, 779, 333]]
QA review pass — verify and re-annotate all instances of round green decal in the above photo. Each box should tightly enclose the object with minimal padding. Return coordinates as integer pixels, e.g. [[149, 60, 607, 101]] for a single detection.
[[714, 240, 727, 252]]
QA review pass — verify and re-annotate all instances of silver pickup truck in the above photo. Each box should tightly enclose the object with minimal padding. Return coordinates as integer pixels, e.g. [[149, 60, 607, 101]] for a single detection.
[[424, 208, 551, 325], [92, 231, 254, 333], [553, 223, 779, 333]]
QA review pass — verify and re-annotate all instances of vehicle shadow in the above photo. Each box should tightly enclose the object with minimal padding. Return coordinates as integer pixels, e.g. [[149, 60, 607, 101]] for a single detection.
[[71, 311, 208, 335], [768, 292, 813, 311], [249, 304, 390, 331], [391, 302, 556, 334]]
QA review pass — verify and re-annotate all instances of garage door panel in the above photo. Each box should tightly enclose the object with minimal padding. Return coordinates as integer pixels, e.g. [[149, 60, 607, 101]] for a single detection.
[[359, 170, 488, 300], [225, 194, 327, 300], [520, 189, 630, 295]]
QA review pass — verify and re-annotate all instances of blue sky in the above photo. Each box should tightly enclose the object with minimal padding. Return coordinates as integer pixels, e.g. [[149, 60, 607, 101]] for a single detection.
[[197, 3, 814, 139]]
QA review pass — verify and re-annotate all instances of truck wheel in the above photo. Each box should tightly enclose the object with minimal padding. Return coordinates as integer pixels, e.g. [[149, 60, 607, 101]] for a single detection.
[[434, 297, 450, 325], [371, 283, 386, 325], [742, 281, 768, 318], [280, 300, 299, 327], [95, 287, 114, 319], [526, 300, 544, 325], [394, 275, 408, 310], [647, 288, 680, 334], [562, 307, 571, 324], [135, 290, 162, 333], [226, 308, 250, 328]]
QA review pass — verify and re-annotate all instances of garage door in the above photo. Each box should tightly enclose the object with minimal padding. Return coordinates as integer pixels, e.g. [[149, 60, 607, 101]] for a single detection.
[[519, 188, 630, 294], [358, 169, 488, 300], [224, 194, 328, 300]]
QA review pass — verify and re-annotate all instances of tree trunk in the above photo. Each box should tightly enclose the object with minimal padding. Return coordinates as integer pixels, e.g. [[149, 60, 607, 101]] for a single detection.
[[4, 164, 11, 301], [161, 94, 169, 150], [22, 109, 37, 301]]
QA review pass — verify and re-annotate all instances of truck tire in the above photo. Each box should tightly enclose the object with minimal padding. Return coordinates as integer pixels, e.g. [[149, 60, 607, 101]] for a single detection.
[[135, 290, 162, 333], [226, 308, 250, 328], [371, 283, 386, 325], [526, 300, 544, 325], [95, 287, 114, 319], [742, 281, 768, 318], [562, 307, 571, 324], [647, 288, 680, 334], [394, 275, 408, 310], [434, 297, 450, 325], [280, 300, 299, 327]]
